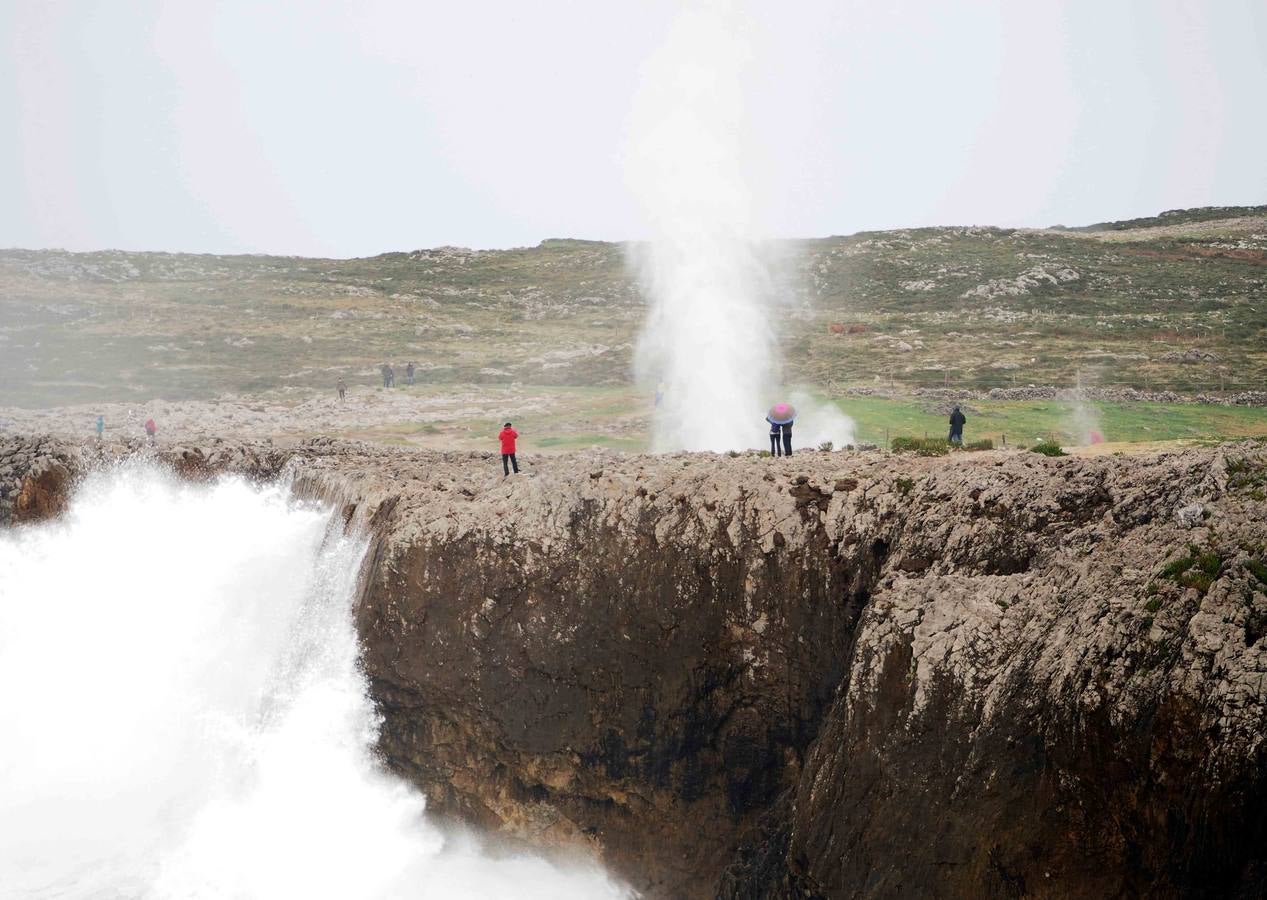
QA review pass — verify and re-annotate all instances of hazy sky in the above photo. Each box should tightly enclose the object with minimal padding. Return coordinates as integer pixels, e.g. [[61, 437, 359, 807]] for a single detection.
[[2, 0, 1264, 257]]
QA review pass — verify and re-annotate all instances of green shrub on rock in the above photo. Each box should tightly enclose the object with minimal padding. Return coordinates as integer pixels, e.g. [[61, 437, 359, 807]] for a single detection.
[[1030, 440, 1066, 457], [890, 436, 948, 456], [1158, 544, 1224, 596]]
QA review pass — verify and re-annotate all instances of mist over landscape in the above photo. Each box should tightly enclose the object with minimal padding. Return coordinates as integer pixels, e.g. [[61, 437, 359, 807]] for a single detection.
[[3, 2, 1267, 899]]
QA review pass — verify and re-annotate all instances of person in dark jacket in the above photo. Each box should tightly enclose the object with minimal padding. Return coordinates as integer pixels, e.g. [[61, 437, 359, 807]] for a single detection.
[[405, 362, 415, 385], [781, 417, 793, 456], [499, 422, 519, 476], [948, 405, 966, 445], [766, 417, 782, 456]]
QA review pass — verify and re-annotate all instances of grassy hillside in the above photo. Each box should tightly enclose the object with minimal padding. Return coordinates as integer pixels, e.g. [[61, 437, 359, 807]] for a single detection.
[[2, 207, 1264, 408]]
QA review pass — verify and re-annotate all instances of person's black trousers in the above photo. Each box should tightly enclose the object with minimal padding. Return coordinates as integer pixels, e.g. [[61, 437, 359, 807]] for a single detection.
[[769, 433, 781, 456], [502, 453, 519, 476], [782, 428, 793, 456]]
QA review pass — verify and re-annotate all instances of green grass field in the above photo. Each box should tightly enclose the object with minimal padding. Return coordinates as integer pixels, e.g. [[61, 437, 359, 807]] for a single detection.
[[343, 384, 1267, 454], [832, 395, 1267, 448]]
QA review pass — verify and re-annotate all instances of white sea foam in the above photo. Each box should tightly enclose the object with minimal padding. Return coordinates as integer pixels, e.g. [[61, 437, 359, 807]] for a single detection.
[[0, 465, 627, 899]]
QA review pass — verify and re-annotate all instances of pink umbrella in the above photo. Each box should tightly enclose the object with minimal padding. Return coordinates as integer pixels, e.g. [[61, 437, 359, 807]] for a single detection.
[[767, 403, 796, 425]]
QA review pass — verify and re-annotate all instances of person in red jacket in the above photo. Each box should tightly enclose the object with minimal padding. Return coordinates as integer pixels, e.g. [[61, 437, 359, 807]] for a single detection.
[[144, 418, 157, 445], [499, 422, 519, 476]]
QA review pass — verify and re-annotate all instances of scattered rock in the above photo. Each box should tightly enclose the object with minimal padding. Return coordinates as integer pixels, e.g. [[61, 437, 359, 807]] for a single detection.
[[1175, 502, 1205, 527]]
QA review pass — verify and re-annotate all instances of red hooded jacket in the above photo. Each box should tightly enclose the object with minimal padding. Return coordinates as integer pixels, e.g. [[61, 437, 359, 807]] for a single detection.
[[499, 426, 518, 455]]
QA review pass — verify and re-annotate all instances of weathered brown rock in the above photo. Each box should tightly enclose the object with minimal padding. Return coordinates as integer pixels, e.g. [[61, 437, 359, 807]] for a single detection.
[[276, 442, 1267, 898], [4, 434, 1266, 898], [1, 436, 81, 525]]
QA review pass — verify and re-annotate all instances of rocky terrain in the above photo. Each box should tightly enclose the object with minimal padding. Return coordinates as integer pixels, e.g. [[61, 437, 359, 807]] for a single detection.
[[4, 436, 1267, 898], [3, 206, 1265, 410]]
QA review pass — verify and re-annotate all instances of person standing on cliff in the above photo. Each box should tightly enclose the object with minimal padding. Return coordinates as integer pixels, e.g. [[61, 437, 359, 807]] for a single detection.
[[144, 418, 157, 445], [95, 415, 105, 442], [405, 362, 415, 386], [337, 379, 346, 401], [499, 422, 520, 477], [948, 405, 966, 446], [767, 403, 796, 457], [766, 417, 783, 456]]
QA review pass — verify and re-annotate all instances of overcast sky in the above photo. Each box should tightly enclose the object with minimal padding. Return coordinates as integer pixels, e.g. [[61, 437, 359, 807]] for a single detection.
[[2, 0, 1264, 257]]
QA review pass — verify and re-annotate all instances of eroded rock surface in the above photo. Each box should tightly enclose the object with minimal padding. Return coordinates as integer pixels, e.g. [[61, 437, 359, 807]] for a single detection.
[[4, 435, 1266, 898], [286, 441, 1267, 898]]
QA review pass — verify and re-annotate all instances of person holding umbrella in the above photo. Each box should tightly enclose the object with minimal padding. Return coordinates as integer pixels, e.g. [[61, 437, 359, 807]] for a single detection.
[[767, 403, 796, 457], [766, 416, 783, 456]]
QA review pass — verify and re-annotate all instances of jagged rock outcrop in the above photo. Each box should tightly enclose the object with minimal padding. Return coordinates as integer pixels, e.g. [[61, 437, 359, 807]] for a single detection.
[[3, 434, 1266, 898], [0, 436, 81, 525], [734, 450, 1267, 898], [283, 441, 1267, 898]]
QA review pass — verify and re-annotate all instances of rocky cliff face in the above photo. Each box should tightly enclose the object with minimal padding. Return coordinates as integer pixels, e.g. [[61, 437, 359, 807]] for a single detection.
[[0, 436, 79, 524], [4, 435, 1266, 898]]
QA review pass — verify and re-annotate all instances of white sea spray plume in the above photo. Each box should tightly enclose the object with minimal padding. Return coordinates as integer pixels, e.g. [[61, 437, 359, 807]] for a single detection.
[[626, 0, 778, 451]]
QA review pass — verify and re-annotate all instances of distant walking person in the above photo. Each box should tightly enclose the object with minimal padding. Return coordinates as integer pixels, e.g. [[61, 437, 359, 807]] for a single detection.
[[95, 415, 104, 441], [144, 418, 157, 445], [380, 363, 392, 388], [337, 379, 346, 401], [499, 422, 519, 477], [405, 362, 415, 386], [948, 405, 966, 445], [766, 417, 782, 456]]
